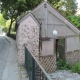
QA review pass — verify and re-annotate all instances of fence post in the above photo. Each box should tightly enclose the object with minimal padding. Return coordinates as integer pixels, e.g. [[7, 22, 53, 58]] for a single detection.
[[32, 58, 35, 80], [25, 47, 52, 80]]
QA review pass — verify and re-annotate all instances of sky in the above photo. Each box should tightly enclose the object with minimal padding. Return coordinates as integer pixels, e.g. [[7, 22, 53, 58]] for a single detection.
[[76, 0, 80, 8]]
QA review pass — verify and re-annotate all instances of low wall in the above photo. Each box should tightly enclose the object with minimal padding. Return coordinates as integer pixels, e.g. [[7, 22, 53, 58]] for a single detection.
[[65, 50, 80, 65]]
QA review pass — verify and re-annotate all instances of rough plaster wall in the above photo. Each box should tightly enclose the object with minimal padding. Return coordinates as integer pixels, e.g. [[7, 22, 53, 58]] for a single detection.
[[66, 37, 80, 52], [33, 5, 76, 37], [47, 3, 79, 35], [65, 51, 80, 64], [47, 11, 76, 37], [16, 16, 39, 65], [42, 39, 54, 56], [32, 4, 45, 19], [47, 11, 63, 24], [47, 25, 76, 37]]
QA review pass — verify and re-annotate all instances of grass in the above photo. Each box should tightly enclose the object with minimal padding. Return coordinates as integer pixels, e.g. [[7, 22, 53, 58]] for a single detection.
[[57, 59, 80, 74], [71, 62, 80, 74]]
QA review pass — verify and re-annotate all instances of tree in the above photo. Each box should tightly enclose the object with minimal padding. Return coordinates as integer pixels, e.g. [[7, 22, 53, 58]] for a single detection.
[[25, 0, 60, 10], [25, 0, 42, 10], [58, 0, 78, 16], [0, 0, 78, 34], [0, 0, 27, 34], [67, 15, 80, 29], [0, 0, 61, 34]]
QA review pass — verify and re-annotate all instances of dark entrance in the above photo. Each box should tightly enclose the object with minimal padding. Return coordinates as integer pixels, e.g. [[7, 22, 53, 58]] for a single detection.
[[55, 38, 65, 60]]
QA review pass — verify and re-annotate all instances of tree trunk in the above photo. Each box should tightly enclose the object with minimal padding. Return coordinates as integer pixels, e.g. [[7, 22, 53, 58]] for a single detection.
[[8, 19, 13, 34]]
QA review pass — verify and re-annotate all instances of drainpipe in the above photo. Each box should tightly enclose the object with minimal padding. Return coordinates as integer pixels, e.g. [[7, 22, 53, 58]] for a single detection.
[[44, 1, 48, 37]]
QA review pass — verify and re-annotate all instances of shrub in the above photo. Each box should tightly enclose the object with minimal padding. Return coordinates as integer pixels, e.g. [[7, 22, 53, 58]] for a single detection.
[[67, 15, 80, 29], [71, 62, 80, 74], [7, 33, 16, 40], [57, 59, 70, 70]]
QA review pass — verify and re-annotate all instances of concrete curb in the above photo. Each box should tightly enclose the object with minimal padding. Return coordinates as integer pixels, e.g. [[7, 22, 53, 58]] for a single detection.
[[3, 36, 11, 44]]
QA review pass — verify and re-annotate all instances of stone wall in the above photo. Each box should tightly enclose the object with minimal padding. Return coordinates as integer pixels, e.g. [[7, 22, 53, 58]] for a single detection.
[[16, 16, 39, 65], [65, 50, 80, 65], [16, 16, 57, 73]]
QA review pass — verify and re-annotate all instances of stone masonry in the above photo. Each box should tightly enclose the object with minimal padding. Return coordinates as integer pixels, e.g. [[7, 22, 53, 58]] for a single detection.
[[16, 16, 39, 65]]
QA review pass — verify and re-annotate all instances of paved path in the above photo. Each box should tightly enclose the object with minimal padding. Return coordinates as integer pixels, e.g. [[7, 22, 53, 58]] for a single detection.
[[0, 36, 10, 80], [0, 36, 6, 52], [0, 36, 22, 80]]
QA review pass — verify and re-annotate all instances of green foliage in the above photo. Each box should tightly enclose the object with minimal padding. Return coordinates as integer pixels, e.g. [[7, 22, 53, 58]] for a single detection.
[[1, 0, 27, 20], [52, 0, 77, 16], [0, 14, 8, 32], [67, 15, 80, 29], [39, 52, 41, 56], [0, 14, 6, 27], [71, 62, 80, 73], [0, 0, 27, 34], [25, 0, 60, 10], [0, 0, 78, 33], [1, 20, 11, 33], [17, 12, 26, 21], [6, 20, 11, 28], [0, 16, 16, 33], [57, 59, 70, 70], [11, 22, 16, 32], [2, 27, 8, 32], [57, 59, 80, 74], [63, 0, 77, 16]]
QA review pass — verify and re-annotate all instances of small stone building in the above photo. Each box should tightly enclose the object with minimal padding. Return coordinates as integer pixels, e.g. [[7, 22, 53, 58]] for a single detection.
[[16, 13, 40, 65], [16, 1, 80, 73]]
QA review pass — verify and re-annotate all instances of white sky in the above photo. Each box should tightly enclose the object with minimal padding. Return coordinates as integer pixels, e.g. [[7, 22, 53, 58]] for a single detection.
[[76, 0, 80, 8]]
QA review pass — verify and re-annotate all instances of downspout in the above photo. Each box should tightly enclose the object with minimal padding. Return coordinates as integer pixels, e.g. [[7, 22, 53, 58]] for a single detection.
[[44, 1, 48, 37]]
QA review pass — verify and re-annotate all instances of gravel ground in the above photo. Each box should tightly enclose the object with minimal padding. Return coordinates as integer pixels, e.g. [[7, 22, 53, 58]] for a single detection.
[[49, 70, 80, 80], [19, 65, 29, 80]]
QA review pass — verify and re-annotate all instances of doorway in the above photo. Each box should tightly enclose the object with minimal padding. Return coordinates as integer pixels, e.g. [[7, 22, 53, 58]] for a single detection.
[[55, 38, 65, 60]]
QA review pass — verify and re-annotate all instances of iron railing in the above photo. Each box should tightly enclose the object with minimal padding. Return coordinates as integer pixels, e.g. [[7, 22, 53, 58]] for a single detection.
[[25, 47, 52, 80]]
